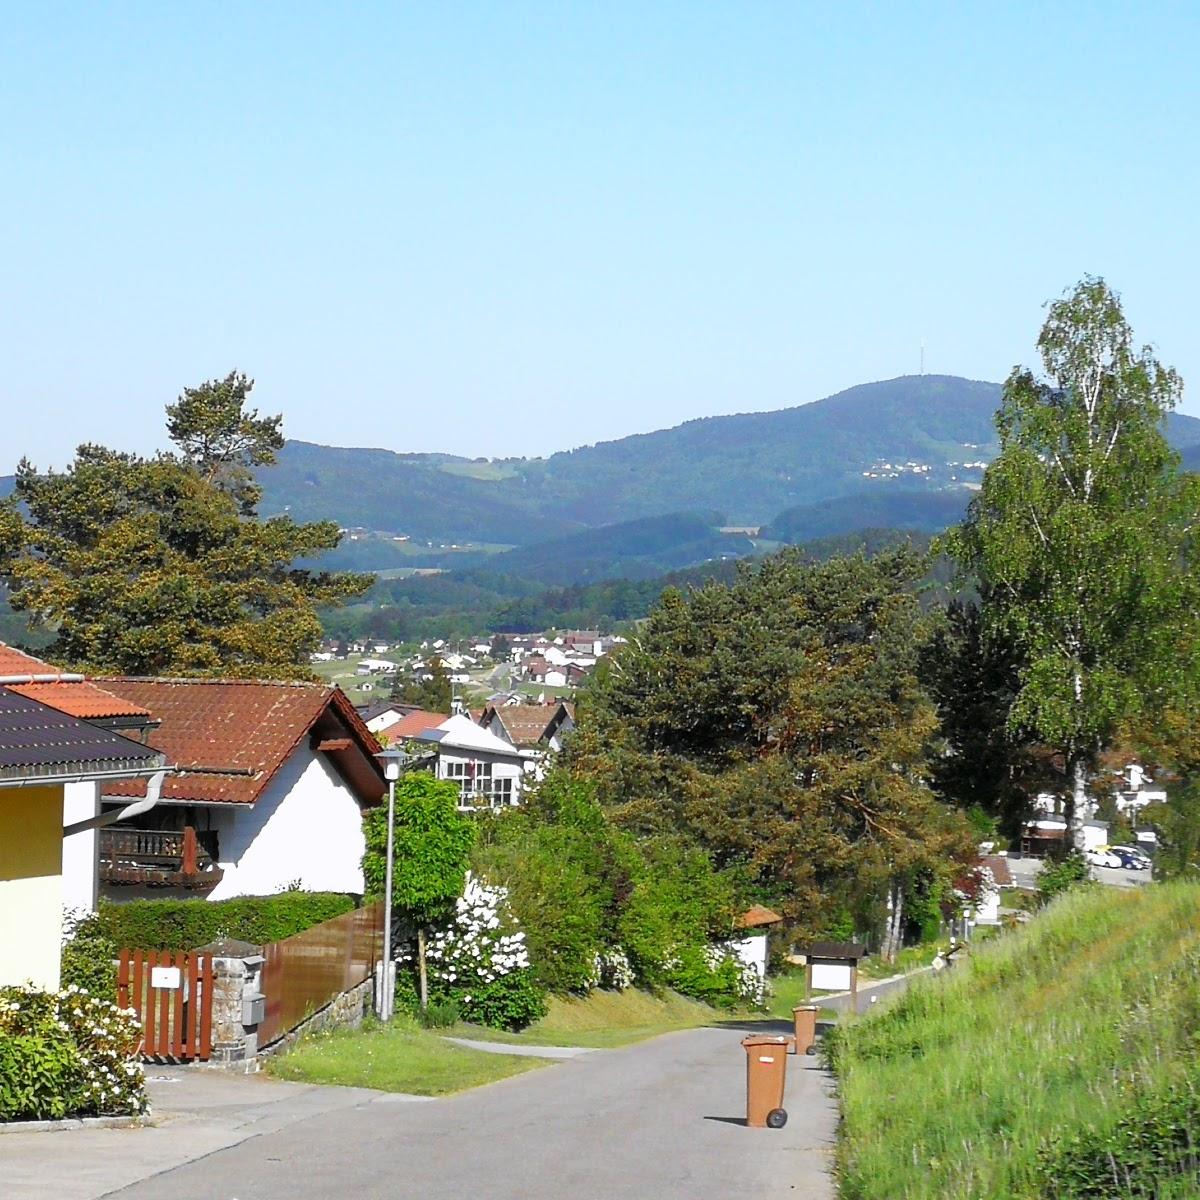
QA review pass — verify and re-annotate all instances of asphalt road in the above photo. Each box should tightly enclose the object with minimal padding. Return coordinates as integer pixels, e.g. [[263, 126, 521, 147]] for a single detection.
[[106, 1025, 838, 1200]]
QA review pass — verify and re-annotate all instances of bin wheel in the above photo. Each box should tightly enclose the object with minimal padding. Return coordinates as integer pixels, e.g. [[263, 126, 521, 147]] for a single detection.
[[802, 1043, 815, 1056], [766, 1108, 788, 1129]]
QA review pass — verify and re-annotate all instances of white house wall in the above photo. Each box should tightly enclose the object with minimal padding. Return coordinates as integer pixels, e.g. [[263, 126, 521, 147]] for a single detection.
[[61, 781, 100, 914], [207, 746, 369, 900]]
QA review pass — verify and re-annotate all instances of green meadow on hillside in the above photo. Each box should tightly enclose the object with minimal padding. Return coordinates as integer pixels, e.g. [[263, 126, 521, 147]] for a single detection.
[[832, 883, 1200, 1200]]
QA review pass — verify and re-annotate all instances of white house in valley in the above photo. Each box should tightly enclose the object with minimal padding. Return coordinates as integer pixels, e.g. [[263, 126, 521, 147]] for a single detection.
[[95, 678, 386, 901], [410, 714, 529, 810]]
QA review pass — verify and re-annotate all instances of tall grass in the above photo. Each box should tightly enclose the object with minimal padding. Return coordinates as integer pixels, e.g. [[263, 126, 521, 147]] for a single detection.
[[832, 882, 1200, 1199]]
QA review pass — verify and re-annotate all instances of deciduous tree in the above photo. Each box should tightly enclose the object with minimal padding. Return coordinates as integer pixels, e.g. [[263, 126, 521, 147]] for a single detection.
[[943, 278, 1200, 840], [362, 773, 475, 1009]]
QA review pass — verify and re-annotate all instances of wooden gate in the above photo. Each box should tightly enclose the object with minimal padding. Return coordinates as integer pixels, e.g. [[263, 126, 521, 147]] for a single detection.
[[117, 949, 214, 1062]]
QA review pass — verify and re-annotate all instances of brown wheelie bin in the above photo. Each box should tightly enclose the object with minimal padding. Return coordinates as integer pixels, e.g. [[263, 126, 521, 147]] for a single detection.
[[792, 1004, 819, 1055], [741, 1034, 793, 1128]]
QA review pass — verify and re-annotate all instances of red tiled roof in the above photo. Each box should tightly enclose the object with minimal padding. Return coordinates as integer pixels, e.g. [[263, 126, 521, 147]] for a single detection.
[[487, 704, 561, 748], [0, 643, 152, 720], [981, 855, 1014, 886], [98, 678, 384, 806], [378, 709, 447, 741], [737, 905, 783, 928]]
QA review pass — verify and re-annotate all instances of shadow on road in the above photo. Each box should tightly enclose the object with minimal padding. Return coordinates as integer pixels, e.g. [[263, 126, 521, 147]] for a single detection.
[[712, 1018, 795, 1035], [703, 1115, 748, 1127]]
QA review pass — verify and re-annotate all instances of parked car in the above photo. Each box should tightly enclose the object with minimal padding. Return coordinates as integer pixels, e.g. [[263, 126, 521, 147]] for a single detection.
[[1107, 845, 1151, 870], [1086, 848, 1122, 869]]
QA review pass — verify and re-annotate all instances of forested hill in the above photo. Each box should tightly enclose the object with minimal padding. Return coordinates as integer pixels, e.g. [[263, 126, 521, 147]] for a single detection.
[[253, 375, 1200, 548], [260, 375, 1010, 541]]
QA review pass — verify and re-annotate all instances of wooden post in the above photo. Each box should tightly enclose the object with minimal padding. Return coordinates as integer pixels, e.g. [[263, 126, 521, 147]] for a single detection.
[[850, 963, 859, 1009], [181, 826, 198, 876], [804, 960, 812, 1003]]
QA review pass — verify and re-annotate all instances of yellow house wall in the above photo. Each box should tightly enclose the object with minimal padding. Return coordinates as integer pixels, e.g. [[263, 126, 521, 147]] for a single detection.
[[0, 784, 64, 991]]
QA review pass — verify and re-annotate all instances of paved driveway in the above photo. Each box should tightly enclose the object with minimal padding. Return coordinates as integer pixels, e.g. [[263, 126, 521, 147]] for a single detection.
[[40, 1025, 836, 1200]]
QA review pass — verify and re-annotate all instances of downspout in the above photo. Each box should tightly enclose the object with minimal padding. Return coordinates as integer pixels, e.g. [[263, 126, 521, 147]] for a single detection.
[[63, 770, 167, 837]]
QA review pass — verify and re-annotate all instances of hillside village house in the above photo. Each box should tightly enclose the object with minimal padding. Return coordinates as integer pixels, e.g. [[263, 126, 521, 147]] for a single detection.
[[95, 679, 386, 901], [479, 701, 575, 760], [410, 714, 529, 809], [0, 687, 166, 990], [0, 643, 162, 912]]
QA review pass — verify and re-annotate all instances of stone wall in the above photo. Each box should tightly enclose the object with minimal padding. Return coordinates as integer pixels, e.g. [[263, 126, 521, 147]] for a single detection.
[[256, 975, 376, 1060]]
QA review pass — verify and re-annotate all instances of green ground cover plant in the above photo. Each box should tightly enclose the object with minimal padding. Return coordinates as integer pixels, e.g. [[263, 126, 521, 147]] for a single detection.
[[831, 882, 1200, 1199], [265, 1016, 545, 1095], [96, 892, 356, 950]]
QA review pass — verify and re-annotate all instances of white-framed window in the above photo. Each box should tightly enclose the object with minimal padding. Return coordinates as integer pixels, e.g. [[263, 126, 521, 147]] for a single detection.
[[443, 758, 515, 809]]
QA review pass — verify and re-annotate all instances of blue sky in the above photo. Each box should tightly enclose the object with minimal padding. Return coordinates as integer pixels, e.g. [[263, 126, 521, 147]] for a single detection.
[[3, 3, 1197, 466]]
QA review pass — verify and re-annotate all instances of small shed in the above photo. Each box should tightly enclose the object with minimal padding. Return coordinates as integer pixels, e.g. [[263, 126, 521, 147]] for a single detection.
[[797, 940, 869, 1002], [731, 905, 783, 982]]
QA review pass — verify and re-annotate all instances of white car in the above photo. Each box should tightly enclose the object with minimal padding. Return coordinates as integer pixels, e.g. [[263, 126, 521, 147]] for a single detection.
[[1086, 848, 1122, 869]]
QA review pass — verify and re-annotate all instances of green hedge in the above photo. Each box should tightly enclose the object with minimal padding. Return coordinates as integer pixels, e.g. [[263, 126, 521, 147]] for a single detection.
[[97, 892, 357, 950]]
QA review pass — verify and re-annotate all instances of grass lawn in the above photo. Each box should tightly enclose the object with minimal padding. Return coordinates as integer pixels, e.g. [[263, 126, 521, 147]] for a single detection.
[[265, 1017, 546, 1096], [833, 882, 1200, 1199], [767, 970, 838, 1021], [450, 988, 728, 1049]]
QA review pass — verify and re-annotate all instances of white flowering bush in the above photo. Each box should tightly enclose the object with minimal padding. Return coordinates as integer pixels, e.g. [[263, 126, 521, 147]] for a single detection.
[[704, 943, 766, 1006], [0, 984, 147, 1121], [593, 946, 635, 991], [400, 874, 547, 1030]]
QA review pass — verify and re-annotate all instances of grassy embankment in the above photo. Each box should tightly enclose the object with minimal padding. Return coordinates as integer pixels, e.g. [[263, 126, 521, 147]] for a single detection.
[[833, 882, 1200, 1200], [451, 987, 723, 1049], [267, 988, 729, 1094]]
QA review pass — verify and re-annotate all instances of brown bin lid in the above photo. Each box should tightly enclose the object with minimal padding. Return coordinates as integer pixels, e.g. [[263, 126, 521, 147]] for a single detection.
[[741, 1035, 792, 1047]]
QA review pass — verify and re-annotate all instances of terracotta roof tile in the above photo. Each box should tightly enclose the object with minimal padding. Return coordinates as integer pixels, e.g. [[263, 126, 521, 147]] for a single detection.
[[489, 704, 560, 747], [98, 678, 384, 806], [0, 642, 152, 720], [377, 709, 447, 741]]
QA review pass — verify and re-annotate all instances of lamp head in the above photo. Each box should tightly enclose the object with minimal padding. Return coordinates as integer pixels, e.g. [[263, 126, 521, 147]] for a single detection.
[[375, 748, 408, 782]]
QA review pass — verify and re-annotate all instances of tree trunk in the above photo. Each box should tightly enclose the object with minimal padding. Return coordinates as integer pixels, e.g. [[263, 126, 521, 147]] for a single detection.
[[881, 881, 904, 964], [1064, 753, 1088, 850], [417, 926, 429, 1011]]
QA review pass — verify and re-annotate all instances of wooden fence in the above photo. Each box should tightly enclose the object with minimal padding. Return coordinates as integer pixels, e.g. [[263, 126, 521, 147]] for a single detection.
[[117, 949, 214, 1061], [258, 901, 384, 1048]]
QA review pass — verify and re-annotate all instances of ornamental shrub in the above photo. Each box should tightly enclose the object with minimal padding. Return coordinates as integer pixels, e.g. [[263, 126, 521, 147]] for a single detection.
[[617, 838, 738, 995], [1037, 851, 1094, 905], [97, 891, 356, 949], [473, 774, 638, 994], [0, 985, 146, 1121], [398, 873, 547, 1030], [61, 910, 119, 1001]]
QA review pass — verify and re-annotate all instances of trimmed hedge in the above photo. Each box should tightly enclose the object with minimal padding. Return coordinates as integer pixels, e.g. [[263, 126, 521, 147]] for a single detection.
[[97, 892, 357, 950]]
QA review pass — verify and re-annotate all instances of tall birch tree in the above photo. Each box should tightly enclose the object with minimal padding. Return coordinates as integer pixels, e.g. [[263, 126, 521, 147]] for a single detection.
[[944, 278, 1199, 841]]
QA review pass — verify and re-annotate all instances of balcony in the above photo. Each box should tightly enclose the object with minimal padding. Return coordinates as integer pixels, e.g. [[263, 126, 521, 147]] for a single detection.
[[99, 825, 224, 893]]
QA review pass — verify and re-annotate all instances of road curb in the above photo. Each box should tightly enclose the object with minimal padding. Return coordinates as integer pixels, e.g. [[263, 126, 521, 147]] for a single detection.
[[0, 1113, 145, 1135]]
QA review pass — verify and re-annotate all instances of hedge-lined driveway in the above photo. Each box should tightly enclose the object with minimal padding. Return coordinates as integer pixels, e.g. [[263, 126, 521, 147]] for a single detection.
[[108, 1025, 837, 1200]]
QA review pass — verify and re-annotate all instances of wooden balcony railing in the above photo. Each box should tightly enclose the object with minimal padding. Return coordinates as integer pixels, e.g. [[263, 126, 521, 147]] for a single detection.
[[100, 825, 223, 892]]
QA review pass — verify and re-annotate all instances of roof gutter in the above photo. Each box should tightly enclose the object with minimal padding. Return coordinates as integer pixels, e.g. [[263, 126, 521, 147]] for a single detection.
[[63, 769, 167, 837], [0, 672, 86, 684]]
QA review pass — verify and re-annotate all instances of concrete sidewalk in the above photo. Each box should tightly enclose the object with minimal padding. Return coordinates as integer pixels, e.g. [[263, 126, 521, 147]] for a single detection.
[[1, 1067, 422, 1200]]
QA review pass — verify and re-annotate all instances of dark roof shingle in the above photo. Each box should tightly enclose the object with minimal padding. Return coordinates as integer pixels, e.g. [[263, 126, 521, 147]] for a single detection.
[[0, 688, 165, 783]]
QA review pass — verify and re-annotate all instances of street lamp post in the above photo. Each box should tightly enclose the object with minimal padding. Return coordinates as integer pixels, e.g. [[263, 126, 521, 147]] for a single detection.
[[375, 749, 408, 1021]]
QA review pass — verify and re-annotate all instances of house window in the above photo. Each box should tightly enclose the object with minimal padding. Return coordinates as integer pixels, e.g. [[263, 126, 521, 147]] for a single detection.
[[444, 759, 515, 809]]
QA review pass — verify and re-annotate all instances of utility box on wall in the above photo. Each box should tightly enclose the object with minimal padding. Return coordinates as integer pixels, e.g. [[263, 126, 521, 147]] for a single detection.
[[242, 992, 266, 1026]]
